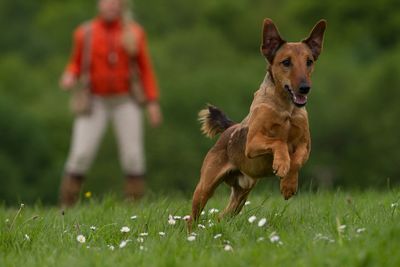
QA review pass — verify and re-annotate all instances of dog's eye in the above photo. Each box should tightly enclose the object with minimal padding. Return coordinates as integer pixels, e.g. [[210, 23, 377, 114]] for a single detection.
[[306, 59, 313, 67], [281, 59, 291, 67]]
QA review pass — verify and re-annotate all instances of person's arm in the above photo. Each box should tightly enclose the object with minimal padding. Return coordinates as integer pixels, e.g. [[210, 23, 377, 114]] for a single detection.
[[136, 29, 162, 127], [59, 27, 84, 90], [136, 30, 159, 101]]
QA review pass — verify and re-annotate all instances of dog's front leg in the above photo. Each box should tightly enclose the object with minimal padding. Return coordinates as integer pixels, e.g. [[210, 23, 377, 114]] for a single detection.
[[245, 133, 290, 177], [280, 141, 309, 200], [271, 141, 291, 178], [245, 104, 291, 177]]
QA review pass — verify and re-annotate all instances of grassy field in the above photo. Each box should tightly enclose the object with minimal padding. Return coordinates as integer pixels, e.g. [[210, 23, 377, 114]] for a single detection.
[[1, 190, 400, 267]]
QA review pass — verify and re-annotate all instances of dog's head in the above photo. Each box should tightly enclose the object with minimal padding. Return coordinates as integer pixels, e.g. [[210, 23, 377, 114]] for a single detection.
[[261, 19, 326, 107]]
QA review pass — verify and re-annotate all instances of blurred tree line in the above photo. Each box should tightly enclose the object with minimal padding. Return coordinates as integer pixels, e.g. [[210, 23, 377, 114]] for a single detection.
[[0, 0, 399, 204]]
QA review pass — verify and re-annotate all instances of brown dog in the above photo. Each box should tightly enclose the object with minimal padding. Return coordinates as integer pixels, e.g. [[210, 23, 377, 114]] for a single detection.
[[188, 18, 326, 229]]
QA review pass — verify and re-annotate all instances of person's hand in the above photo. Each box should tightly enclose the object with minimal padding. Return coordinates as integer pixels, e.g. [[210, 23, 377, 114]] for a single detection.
[[146, 102, 162, 128], [59, 72, 77, 91]]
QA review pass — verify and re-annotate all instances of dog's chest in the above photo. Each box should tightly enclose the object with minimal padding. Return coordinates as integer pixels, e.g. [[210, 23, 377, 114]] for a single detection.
[[260, 109, 308, 155], [263, 112, 306, 142], [287, 112, 308, 145]]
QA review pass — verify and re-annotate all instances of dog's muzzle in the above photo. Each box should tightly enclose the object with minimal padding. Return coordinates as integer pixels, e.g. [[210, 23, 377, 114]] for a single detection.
[[284, 85, 308, 107]]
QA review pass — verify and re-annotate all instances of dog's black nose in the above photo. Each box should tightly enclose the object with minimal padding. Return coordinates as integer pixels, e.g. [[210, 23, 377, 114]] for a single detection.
[[299, 85, 310, 94]]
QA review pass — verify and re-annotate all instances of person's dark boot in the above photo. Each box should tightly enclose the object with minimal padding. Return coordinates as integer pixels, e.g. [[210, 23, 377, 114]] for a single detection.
[[59, 174, 84, 208], [125, 175, 146, 201]]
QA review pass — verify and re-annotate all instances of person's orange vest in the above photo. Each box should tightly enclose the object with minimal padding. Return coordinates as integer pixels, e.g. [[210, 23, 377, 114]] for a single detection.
[[66, 17, 159, 101]]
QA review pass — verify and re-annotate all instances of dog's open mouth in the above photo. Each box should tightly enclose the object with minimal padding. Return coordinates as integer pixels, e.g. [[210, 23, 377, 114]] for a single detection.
[[285, 85, 308, 107]]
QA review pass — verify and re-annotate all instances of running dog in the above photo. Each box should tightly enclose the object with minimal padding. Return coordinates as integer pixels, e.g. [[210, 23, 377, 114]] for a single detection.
[[189, 18, 326, 229]]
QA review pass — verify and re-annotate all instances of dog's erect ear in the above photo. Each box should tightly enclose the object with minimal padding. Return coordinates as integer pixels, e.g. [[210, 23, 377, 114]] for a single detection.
[[261, 18, 286, 63], [302, 19, 327, 60]]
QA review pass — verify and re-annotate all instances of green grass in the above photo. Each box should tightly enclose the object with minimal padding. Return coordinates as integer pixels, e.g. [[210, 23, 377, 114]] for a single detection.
[[1, 190, 400, 267]]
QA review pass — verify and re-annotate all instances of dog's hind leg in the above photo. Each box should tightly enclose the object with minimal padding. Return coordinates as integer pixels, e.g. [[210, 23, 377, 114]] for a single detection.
[[219, 174, 257, 219], [188, 150, 233, 232]]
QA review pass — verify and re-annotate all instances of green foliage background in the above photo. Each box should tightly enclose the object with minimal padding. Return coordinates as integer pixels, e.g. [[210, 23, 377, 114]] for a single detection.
[[0, 0, 400, 204]]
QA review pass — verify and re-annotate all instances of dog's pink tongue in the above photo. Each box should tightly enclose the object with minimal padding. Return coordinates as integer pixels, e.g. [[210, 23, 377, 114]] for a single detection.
[[295, 94, 307, 104]]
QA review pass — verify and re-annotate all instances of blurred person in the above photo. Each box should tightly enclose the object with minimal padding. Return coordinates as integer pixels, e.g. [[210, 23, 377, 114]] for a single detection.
[[59, 0, 162, 207]]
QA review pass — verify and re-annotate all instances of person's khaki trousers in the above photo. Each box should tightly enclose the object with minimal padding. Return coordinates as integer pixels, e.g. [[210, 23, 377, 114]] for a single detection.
[[64, 95, 145, 176]]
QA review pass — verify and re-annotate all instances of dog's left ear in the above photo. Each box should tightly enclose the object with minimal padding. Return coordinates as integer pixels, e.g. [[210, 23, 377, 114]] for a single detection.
[[302, 19, 327, 60]]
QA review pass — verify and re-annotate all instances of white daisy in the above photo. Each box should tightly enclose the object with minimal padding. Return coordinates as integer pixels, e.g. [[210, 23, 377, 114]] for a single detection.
[[173, 216, 182, 220], [248, 215, 257, 223], [183, 215, 191, 221], [187, 235, 196, 242], [314, 233, 335, 243], [76, 234, 86, 243], [201, 211, 205, 216], [258, 218, 267, 227], [139, 232, 148, 237], [270, 235, 280, 242], [108, 245, 115, 251], [314, 233, 329, 241], [198, 224, 206, 229], [137, 237, 144, 243], [245, 201, 251, 206], [130, 215, 138, 220], [269, 232, 280, 243], [209, 208, 219, 214], [356, 228, 366, 234], [168, 215, 176, 225], [338, 225, 346, 233], [119, 240, 129, 248], [214, 234, 222, 239], [159, 232, 166, 236], [120, 226, 130, 233], [224, 244, 233, 251], [90, 226, 97, 231], [257, 237, 265, 242], [24, 234, 30, 241]]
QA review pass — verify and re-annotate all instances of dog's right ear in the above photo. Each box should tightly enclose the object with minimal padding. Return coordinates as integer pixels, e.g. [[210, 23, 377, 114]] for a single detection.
[[261, 18, 286, 63]]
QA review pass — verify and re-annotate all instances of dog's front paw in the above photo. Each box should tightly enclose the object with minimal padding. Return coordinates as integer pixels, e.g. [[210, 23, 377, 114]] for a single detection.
[[280, 178, 298, 200], [273, 159, 290, 178]]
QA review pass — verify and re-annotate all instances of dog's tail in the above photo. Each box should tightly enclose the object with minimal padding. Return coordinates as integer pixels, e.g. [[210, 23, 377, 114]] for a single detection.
[[198, 104, 235, 138]]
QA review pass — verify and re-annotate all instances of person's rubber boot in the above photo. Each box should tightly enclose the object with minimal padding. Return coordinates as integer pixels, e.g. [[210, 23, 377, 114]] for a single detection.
[[59, 174, 84, 208], [124, 175, 146, 201]]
